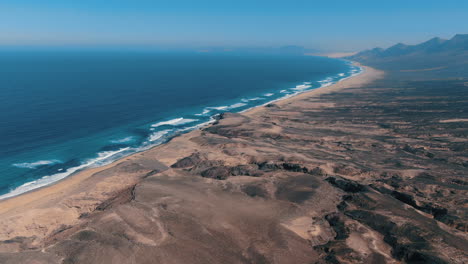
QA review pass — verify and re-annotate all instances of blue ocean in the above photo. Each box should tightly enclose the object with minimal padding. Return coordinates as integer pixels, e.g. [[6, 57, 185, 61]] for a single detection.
[[0, 51, 360, 199]]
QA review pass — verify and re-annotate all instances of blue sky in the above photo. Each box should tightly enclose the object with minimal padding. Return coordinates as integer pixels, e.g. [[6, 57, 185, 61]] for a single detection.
[[1, 0, 467, 51]]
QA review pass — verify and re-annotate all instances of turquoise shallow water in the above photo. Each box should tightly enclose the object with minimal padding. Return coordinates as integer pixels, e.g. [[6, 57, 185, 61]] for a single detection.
[[0, 51, 360, 199]]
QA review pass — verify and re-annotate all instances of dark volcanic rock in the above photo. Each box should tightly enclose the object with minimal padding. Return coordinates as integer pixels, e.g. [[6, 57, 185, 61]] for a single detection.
[[282, 163, 308, 173], [346, 210, 450, 264], [265, 103, 280, 108], [171, 153, 203, 168], [255, 162, 309, 174], [326, 177, 366, 193], [257, 161, 283, 171], [325, 213, 349, 240], [229, 165, 262, 177], [309, 167, 326, 176], [200, 166, 231, 180]]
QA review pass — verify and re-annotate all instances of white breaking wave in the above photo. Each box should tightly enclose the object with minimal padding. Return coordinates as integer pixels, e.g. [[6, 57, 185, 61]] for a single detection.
[[151, 118, 198, 128], [196, 106, 227, 116], [207, 105, 229, 111], [179, 119, 215, 132], [1, 148, 130, 200], [148, 129, 171, 142], [241, 63, 364, 116], [195, 109, 211, 116], [246, 97, 263, 101], [318, 77, 333, 83], [228, 102, 247, 109], [13, 159, 62, 169], [1, 62, 364, 201], [201, 103, 246, 113], [292, 84, 312, 91], [110, 136, 135, 144], [318, 77, 335, 87], [320, 82, 334, 88], [338, 73, 345, 77]]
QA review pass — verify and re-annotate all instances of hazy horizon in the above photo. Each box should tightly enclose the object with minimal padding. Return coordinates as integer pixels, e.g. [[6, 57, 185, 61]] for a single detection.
[[1, 0, 467, 52]]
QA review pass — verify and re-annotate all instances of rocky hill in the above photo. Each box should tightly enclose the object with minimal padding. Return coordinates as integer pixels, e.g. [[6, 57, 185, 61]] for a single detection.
[[348, 34, 468, 78]]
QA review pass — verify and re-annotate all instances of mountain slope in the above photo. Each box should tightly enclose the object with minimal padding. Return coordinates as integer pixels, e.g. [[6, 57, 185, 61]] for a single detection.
[[348, 34, 468, 78]]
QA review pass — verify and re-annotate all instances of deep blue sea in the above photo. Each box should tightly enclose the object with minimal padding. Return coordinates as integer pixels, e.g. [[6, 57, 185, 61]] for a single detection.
[[0, 51, 360, 199]]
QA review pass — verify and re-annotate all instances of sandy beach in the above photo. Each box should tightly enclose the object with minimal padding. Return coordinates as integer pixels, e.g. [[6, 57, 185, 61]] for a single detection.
[[1, 61, 466, 263], [0, 63, 378, 238]]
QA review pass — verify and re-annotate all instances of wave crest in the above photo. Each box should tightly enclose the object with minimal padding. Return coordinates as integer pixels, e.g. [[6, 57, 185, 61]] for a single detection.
[[110, 136, 135, 144], [151, 118, 198, 128], [13, 159, 62, 169], [2, 148, 130, 200], [148, 129, 171, 142]]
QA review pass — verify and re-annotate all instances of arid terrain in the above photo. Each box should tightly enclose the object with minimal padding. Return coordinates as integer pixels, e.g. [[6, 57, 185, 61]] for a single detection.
[[0, 56, 467, 263]]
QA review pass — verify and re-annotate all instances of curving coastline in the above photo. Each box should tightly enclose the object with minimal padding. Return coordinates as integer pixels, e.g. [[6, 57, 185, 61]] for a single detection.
[[0, 60, 362, 201], [0, 62, 399, 264], [1, 36, 467, 264], [0, 62, 373, 210]]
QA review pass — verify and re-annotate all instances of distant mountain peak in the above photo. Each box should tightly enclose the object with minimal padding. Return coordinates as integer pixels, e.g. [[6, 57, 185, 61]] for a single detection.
[[445, 34, 468, 49], [348, 33, 467, 61], [417, 37, 447, 52], [452, 34, 468, 39], [371, 47, 384, 52], [449, 34, 468, 43], [346, 34, 468, 78], [424, 37, 446, 44], [392, 43, 407, 48]]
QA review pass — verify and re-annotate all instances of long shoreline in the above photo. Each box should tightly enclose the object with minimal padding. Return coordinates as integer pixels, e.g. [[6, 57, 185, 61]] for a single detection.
[[0, 61, 377, 215], [0, 62, 385, 256], [0, 59, 361, 202]]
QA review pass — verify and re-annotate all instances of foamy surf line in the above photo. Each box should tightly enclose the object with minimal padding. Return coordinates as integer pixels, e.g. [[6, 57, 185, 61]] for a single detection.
[[151, 117, 199, 128], [0, 61, 362, 201], [240, 61, 364, 113], [0, 147, 131, 200], [0, 117, 218, 201], [12, 159, 62, 169]]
